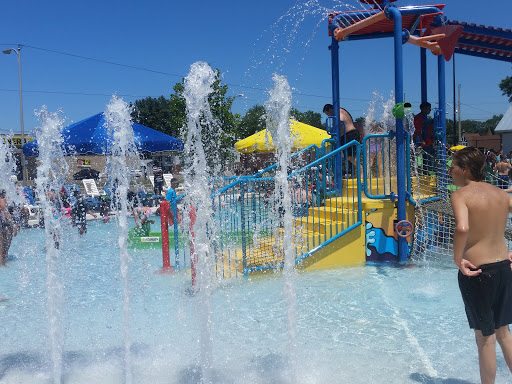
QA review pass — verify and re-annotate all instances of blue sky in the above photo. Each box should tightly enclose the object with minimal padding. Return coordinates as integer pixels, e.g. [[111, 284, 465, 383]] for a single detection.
[[0, 0, 510, 134]]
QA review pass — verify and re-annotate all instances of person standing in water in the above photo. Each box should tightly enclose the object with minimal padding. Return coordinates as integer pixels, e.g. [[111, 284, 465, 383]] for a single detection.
[[152, 161, 164, 196], [0, 190, 13, 266], [323, 104, 362, 176], [71, 191, 97, 235], [413, 102, 434, 173], [496, 157, 512, 189], [450, 147, 512, 384]]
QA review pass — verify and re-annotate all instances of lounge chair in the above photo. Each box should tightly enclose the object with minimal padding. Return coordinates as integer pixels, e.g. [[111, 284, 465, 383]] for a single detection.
[[103, 185, 113, 198], [81, 179, 106, 212], [22, 186, 36, 205], [63, 184, 81, 198], [82, 179, 105, 198], [163, 174, 173, 190], [21, 187, 43, 227], [137, 190, 162, 207]]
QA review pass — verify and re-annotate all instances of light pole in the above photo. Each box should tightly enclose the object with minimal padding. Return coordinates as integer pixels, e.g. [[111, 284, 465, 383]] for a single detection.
[[446, 102, 459, 145], [3, 46, 26, 186]]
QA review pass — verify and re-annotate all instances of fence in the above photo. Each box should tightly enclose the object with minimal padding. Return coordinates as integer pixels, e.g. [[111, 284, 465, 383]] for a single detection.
[[164, 139, 361, 277]]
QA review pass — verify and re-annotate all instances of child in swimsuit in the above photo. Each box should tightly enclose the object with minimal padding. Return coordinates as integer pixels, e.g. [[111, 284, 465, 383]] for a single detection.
[[450, 147, 512, 383], [133, 206, 155, 237]]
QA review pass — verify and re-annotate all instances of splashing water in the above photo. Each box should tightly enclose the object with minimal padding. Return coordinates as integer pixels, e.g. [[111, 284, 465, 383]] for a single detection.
[[182, 61, 219, 384], [0, 134, 21, 204], [246, 0, 388, 102], [265, 73, 297, 383], [34, 107, 69, 384], [104, 95, 140, 384], [405, 108, 428, 261]]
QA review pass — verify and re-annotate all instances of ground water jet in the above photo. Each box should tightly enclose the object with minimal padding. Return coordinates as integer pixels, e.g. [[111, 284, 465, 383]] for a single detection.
[[34, 107, 68, 384], [104, 95, 140, 384], [264, 73, 298, 383], [182, 61, 220, 383], [0, 134, 21, 206]]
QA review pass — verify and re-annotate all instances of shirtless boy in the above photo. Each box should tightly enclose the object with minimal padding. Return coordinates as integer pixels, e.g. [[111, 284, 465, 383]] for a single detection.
[[496, 158, 512, 189], [450, 147, 512, 384], [323, 104, 361, 175]]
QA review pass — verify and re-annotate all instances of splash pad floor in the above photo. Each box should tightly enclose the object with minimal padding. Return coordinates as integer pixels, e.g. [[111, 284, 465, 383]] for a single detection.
[[1, 219, 510, 383]]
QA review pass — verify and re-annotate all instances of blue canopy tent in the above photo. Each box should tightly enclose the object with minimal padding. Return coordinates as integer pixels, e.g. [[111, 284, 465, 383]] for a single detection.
[[23, 112, 183, 156]]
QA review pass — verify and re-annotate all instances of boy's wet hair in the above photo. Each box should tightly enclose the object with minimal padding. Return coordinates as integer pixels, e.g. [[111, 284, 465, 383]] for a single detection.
[[0, 189, 5, 198], [323, 104, 333, 113], [452, 147, 486, 182]]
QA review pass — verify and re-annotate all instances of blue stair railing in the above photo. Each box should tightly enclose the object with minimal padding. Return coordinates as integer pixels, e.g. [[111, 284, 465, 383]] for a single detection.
[[168, 139, 361, 277]]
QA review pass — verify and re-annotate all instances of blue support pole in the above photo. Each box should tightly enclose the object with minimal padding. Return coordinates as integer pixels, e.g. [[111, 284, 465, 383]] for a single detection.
[[437, 55, 448, 195], [240, 183, 247, 277], [171, 197, 180, 268], [386, 5, 408, 263], [330, 37, 342, 191], [420, 48, 427, 103]]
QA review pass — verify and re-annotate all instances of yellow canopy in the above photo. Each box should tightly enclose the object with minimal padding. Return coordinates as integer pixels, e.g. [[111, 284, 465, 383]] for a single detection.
[[235, 119, 331, 154]]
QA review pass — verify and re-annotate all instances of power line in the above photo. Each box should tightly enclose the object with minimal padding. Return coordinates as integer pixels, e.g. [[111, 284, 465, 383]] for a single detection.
[[1, 44, 506, 118], [23, 44, 185, 79], [8, 44, 374, 103], [0, 87, 148, 98], [460, 102, 502, 115]]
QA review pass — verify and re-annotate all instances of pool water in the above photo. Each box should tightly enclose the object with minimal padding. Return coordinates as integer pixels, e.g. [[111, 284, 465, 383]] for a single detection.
[[1, 218, 510, 383]]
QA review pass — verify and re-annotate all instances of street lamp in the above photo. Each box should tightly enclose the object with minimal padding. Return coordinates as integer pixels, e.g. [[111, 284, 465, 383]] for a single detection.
[[3, 46, 26, 186]]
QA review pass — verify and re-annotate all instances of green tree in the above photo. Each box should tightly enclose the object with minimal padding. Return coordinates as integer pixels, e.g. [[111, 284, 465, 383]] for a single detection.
[[354, 117, 365, 126], [131, 96, 175, 136], [446, 114, 503, 145], [499, 76, 512, 102], [290, 108, 323, 128], [482, 114, 503, 134], [237, 106, 324, 140], [169, 82, 187, 136], [169, 69, 240, 171], [237, 105, 266, 139]]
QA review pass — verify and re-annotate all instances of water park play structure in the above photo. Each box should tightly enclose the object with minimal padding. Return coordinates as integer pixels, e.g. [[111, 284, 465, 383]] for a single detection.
[[4, 2, 512, 383], [150, 0, 512, 279]]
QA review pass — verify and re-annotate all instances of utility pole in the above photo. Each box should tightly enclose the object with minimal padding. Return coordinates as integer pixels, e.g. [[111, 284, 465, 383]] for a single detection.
[[3, 46, 26, 186], [458, 84, 462, 143], [453, 54, 457, 145]]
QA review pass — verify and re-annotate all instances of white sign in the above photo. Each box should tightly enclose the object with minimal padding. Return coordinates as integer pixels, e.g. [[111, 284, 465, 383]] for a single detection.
[[141, 237, 160, 243]]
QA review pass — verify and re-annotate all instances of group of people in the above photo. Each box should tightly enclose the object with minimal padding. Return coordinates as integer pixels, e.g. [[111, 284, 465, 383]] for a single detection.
[[47, 187, 99, 237], [483, 150, 512, 190], [322, 102, 432, 177], [128, 177, 181, 236]]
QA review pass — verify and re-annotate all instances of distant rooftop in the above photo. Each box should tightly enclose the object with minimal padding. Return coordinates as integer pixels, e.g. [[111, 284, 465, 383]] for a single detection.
[[494, 105, 512, 132]]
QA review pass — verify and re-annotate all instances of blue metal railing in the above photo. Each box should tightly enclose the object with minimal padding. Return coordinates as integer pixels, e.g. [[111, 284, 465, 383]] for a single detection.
[[252, 139, 335, 178], [168, 139, 362, 277], [362, 132, 393, 199], [237, 139, 362, 275]]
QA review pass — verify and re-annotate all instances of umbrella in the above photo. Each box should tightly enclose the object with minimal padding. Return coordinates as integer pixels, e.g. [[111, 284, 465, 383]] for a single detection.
[[23, 113, 183, 156], [73, 168, 101, 180], [234, 119, 331, 154]]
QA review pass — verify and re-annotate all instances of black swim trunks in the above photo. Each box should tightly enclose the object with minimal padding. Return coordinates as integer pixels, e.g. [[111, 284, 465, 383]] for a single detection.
[[340, 129, 361, 158], [458, 259, 512, 336], [497, 174, 509, 190]]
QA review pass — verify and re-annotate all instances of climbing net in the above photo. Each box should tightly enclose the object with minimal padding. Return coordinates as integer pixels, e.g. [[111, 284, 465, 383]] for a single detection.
[[409, 142, 512, 261]]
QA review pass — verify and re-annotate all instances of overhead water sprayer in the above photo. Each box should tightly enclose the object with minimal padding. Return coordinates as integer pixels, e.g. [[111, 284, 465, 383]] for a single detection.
[[392, 102, 412, 119]]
